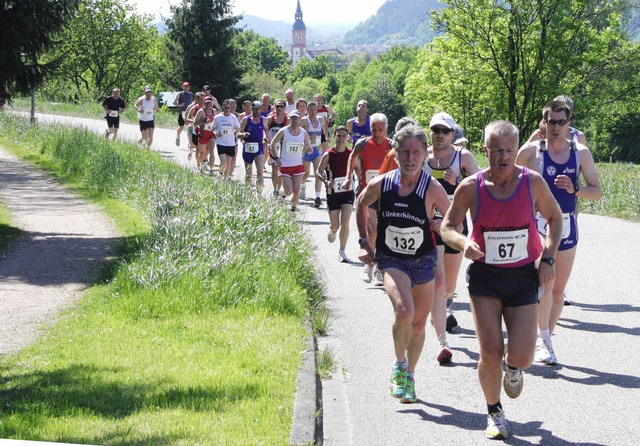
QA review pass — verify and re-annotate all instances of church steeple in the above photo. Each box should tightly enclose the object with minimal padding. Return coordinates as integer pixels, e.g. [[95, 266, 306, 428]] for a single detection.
[[291, 0, 307, 65]]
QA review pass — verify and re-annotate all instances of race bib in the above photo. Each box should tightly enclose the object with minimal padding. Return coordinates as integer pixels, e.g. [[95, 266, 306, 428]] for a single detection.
[[317, 112, 328, 120], [245, 142, 259, 154], [144, 110, 152, 115], [310, 135, 318, 146], [332, 176, 351, 193], [284, 142, 303, 156], [221, 125, 232, 136], [536, 212, 571, 239], [365, 169, 379, 183], [181, 111, 186, 119], [385, 226, 424, 256], [108, 110, 119, 117], [204, 121, 214, 131], [484, 229, 528, 265]]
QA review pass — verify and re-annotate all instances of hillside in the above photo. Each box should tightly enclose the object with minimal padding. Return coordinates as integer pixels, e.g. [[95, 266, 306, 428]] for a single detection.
[[237, 15, 350, 48], [343, 0, 443, 46]]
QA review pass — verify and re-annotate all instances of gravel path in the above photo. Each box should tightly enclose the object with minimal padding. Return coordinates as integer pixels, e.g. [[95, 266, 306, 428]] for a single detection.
[[0, 147, 119, 356]]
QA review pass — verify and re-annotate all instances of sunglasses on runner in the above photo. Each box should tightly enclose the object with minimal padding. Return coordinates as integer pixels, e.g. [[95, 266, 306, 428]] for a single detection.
[[431, 127, 453, 135], [546, 119, 568, 126]]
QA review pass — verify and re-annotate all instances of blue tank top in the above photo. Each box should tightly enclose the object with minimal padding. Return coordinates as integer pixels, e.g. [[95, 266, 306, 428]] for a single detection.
[[260, 105, 272, 118], [244, 117, 265, 151], [351, 116, 371, 146], [540, 142, 579, 213]]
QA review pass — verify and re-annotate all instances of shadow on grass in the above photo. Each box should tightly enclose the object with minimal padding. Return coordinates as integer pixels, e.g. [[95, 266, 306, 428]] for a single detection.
[[0, 222, 23, 253], [0, 362, 261, 441]]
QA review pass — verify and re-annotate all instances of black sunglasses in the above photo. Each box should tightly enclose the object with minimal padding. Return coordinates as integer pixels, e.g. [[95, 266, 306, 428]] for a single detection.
[[546, 119, 568, 126], [275, 104, 285, 108], [431, 127, 453, 135]]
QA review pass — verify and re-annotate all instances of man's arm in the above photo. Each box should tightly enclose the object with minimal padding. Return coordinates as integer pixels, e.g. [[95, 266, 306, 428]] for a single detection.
[[531, 171, 563, 288], [427, 178, 451, 235], [516, 143, 538, 170], [460, 149, 481, 177], [315, 152, 330, 184], [270, 129, 284, 159], [173, 92, 182, 107], [576, 146, 602, 201], [441, 178, 484, 261], [355, 177, 383, 264], [325, 104, 337, 124], [345, 137, 366, 181]]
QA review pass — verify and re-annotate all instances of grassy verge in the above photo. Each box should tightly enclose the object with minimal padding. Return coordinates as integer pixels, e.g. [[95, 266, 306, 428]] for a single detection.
[[0, 114, 324, 444], [8, 95, 177, 129], [0, 200, 23, 254]]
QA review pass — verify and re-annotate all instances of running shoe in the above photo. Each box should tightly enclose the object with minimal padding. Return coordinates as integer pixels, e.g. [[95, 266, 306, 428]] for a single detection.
[[105, 129, 110, 138], [272, 190, 280, 198], [175, 136, 180, 146], [201, 163, 211, 175], [362, 264, 372, 283], [400, 376, 417, 403], [314, 197, 321, 208], [290, 205, 297, 212], [486, 408, 508, 439], [338, 251, 350, 263], [564, 292, 573, 306], [327, 230, 337, 243], [373, 267, 384, 287], [389, 364, 407, 399], [437, 343, 453, 365], [503, 367, 524, 399], [446, 313, 458, 332], [535, 334, 558, 365]]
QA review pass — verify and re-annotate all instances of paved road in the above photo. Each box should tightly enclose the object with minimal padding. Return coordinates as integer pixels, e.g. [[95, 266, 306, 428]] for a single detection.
[[11, 112, 640, 445]]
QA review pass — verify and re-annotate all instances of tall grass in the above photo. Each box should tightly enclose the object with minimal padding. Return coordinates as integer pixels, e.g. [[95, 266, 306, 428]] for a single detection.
[[0, 114, 324, 444]]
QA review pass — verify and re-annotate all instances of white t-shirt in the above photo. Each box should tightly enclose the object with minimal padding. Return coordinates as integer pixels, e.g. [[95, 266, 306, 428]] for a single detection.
[[213, 114, 240, 146], [137, 97, 156, 122]]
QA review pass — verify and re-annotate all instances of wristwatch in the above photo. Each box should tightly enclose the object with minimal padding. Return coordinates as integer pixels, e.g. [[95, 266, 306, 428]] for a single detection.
[[540, 257, 555, 266], [358, 238, 369, 246], [571, 182, 580, 195]]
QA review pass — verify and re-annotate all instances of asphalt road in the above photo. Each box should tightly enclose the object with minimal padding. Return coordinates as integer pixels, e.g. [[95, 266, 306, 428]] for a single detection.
[[11, 112, 640, 445]]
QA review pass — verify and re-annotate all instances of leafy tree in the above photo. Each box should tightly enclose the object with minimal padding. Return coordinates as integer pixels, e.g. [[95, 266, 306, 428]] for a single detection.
[[431, 0, 632, 137], [167, 0, 243, 99], [48, 0, 158, 101], [290, 56, 335, 84], [0, 0, 80, 94], [234, 30, 289, 73]]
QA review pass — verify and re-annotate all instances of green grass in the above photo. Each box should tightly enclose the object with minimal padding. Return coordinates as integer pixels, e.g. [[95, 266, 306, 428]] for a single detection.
[[8, 95, 177, 129], [0, 200, 23, 254], [0, 114, 324, 444]]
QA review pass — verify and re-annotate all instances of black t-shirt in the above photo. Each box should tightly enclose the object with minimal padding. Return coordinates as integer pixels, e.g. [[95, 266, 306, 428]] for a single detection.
[[102, 96, 126, 111]]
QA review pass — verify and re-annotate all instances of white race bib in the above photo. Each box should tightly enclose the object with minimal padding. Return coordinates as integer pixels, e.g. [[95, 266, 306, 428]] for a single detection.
[[245, 142, 259, 153], [365, 169, 379, 183], [204, 122, 214, 131], [385, 226, 424, 256], [332, 176, 351, 193], [108, 110, 119, 117], [284, 142, 303, 156], [310, 134, 318, 146], [145, 110, 152, 115], [484, 229, 529, 265], [536, 212, 572, 239], [317, 112, 328, 120], [221, 126, 232, 136]]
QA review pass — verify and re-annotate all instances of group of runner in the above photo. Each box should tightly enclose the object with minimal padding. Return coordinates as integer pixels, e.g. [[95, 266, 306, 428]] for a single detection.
[[102, 84, 602, 439]]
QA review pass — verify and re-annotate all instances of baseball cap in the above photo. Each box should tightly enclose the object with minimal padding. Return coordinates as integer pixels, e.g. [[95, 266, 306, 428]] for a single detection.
[[252, 101, 262, 109], [204, 95, 213, 103], [203, 85, 211, 91], [143, 85, 152, 92], [453, 124, 468, 145], [182, 81, 190, 87], [288, 110, 301, 118], [429, 112, 455, 129]]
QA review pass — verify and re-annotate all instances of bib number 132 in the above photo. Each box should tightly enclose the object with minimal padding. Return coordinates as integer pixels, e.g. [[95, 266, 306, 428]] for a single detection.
[[385, 226, 423, 255]]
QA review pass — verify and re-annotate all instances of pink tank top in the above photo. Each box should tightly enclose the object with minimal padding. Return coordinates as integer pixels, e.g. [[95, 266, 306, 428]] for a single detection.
[[471, 167, 542, 268]]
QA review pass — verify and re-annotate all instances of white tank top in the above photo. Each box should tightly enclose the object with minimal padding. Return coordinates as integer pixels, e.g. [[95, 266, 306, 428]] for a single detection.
[[281, 127, 306, 167], [137, 97, 155, 121], [307, 118, 323, 148]]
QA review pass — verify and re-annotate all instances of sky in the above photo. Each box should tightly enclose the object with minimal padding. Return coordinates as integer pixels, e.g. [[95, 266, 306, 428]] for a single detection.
[[132, 0, 387, 26]]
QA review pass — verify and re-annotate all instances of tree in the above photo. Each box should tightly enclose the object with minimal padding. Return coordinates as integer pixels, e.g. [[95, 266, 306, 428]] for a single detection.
[[234, 30, 289, 73], [49, 0, 158, 101], [432, 0, 632, 136], [167, 0, 243, 99], [0, 0, 80, 94]]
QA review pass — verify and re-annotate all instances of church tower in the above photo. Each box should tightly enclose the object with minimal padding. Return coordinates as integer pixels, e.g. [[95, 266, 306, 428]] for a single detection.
[[291, 0, 307, 65]]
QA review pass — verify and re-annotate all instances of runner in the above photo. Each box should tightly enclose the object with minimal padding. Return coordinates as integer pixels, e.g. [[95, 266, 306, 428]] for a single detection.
[[301, 101, 328, 207], [346, 99, 371, 148], [269, 110, 313, 211], [266, 99, 289, 198], [101, 88, 126, 141], [260, 93, 272, 118], [314, 93, 337, 153], [296, 98, 308, 119], [193, 96, 217, 173], [173, 81, 193, 147], [343, 113, 394, 286], [441, 120, 563, 440], [134, 86, 159, 149], [423, 112, 481, 363], [213, 99, 241, 180], [284, 88, 296, 114], [356, 122, 450, 404], [238, 101, 269, 191], [184, 91, 205, 162], [316, 126, 354, 261], [516, 100, 602, 365]]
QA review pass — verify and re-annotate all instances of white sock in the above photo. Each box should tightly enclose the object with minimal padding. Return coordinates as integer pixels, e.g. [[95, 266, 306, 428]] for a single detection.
[[540, 329, 550, 339]]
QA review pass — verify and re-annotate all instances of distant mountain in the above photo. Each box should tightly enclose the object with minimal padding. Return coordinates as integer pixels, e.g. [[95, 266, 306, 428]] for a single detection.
[[343, 0, 443, 46]]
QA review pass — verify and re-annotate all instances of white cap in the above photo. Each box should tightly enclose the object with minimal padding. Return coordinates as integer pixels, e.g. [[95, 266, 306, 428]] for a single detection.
[[288, 110, 301, 119], [429, 112, 455, 129], [453, 124, 468, 145]]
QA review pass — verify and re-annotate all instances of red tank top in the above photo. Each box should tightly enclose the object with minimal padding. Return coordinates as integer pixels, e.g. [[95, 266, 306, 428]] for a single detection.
[[360, 137, 392, 188], [325, 147, 352, 195], [471, 167, 542, 268]]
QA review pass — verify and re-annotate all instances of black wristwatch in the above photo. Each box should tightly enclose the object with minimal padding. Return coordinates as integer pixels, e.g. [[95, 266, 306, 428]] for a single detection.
[[571, 182, 580, 195], [540, 257, 555, 266], [358, 238, 369, 246]]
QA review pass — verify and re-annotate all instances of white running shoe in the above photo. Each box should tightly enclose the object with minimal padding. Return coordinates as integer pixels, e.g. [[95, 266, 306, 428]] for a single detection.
[[503, 366, 524, 398], [338, 251, 350, 263], [486, 408, 508, 439], [362, 264, 372, 283], [327, 230, 337, 243], [373, 266, 384, 287], [535, 334, 558, 365]]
